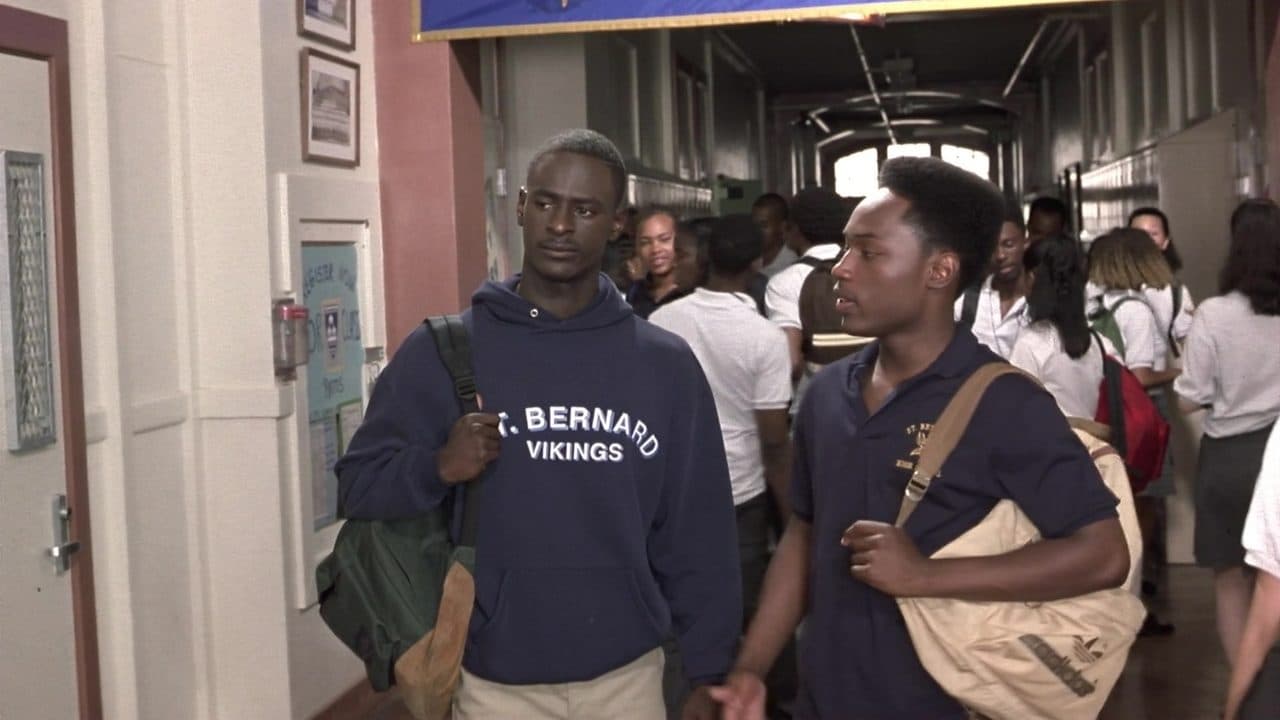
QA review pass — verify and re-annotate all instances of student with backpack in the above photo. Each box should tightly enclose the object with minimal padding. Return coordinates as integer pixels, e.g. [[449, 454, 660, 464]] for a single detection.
[[763, 187, 848, 380], [1088, 228, 1183, 635], [1008, 235, 1104, 418], [335, 130, 741, 720], [711, 157, 1133, 720], [1174, 198, 1280, 669]]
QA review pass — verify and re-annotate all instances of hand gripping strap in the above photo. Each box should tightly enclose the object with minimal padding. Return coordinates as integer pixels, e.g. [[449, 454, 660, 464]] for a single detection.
[[894, 364, 1035, 528], [426, 315, 482, 548]]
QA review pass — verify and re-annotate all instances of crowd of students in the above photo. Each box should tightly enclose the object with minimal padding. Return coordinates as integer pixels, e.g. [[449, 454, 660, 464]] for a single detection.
[[336, 127, 1280, 719]]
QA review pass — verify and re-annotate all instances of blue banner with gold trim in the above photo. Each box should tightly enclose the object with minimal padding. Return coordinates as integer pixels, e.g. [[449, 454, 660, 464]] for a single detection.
[[414, 1, 1082, 40]]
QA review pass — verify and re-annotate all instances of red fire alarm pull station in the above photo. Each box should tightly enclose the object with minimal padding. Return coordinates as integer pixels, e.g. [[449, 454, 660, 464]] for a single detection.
[[273, 300, 310, 379]]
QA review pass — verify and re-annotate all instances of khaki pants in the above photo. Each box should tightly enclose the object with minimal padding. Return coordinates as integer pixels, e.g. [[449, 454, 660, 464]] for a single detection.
[[453, 647, 665, 720]]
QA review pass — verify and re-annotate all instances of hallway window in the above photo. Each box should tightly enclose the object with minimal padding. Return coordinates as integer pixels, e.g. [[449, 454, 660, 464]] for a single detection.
[[834, 147, 879, 198], [886, 142, 930, 159], [941, 144, 991, 180]]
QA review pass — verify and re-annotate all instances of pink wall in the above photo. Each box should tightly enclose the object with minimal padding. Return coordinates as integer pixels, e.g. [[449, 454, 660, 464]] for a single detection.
[[372, 2, 486, 355]]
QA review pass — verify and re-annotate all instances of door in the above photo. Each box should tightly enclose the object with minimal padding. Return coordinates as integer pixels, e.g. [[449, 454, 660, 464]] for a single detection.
[[0, 6, 99, 719]]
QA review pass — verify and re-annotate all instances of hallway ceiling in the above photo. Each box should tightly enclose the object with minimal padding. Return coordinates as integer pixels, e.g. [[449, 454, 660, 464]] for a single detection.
[[716, 2, 1109, 99]]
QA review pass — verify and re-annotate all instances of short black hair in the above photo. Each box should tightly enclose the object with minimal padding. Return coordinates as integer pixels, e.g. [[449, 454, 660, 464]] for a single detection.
[[789, 187, 849, 246], [635, 206, 678, 235], [527, 129, 628, 209], [706, 214, 763, 276], [1128, 206, 1183, 272], [1223, 199, 1280, 315], [878, 156, 1005, 294], [752, 193, 789, 220], [1029, 195, 1068, 221], [1003, 199, 1026, 233], [1128, 206, 1169, 236]]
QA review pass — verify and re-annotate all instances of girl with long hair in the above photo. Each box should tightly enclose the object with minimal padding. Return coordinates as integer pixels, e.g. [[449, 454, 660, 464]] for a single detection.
[[1175, 199, 1280, 670], [1009, 234, 1103, 418]]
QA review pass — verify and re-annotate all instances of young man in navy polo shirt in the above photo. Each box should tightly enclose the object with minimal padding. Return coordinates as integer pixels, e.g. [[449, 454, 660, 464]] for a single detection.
[[711, 157, 1130, 719]]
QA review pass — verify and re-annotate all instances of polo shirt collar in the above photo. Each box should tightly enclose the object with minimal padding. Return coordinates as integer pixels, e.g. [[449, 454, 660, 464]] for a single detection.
[[843, 328, 986, 395]]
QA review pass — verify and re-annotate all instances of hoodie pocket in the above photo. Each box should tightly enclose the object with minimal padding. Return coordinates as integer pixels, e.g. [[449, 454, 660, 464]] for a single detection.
[[467, 567, 669, 685]]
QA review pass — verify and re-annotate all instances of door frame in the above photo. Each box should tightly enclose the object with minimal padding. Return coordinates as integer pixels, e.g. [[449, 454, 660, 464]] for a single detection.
[[0, 5, 100, 718]]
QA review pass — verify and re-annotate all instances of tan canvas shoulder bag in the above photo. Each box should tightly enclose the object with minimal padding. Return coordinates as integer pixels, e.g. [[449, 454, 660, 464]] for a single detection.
[[895, 364, 1146, 720]]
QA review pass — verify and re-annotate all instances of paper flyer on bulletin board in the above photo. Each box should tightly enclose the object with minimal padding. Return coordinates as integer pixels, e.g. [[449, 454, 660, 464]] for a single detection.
[[303, 242, 365, 530]]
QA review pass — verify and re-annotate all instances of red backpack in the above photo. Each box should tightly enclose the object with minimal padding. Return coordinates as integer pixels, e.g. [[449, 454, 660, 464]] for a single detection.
[[1092, 335, 1170, 493]]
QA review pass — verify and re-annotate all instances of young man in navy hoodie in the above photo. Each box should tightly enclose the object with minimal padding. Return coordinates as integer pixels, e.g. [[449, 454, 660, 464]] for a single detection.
[[336, 129, 741, 720], [711, 157, 1130, 719]]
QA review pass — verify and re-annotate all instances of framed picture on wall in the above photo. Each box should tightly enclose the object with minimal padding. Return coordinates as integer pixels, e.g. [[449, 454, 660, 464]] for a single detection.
[[300, 49, 360, 167], [297, 0, 355, 51]]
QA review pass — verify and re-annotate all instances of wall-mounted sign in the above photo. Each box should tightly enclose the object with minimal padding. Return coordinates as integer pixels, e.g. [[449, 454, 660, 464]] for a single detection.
[[302, 242, 364, 530], [414, 0, 1101, 40]]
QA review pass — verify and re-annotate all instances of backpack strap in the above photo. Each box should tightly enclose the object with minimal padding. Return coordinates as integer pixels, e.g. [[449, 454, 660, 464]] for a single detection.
[[958, 284, 981, 329], [894, 364, 1036, 527], [797, 255, 828, 269], [1089, 294, 1143, 359], [1167, 283, 1183, 358], [425, 315, 482, 547], [1093, 331, 1129, 459]]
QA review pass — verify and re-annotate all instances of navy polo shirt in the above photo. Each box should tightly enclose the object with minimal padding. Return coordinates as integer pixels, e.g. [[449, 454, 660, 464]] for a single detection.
[[791, 330, 1118, 719]]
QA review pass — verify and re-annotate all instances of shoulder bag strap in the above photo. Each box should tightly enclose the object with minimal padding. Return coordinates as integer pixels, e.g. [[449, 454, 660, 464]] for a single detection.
[[894, 363, 1033, 527], [958, 284, 981, 328], [426, 314, 482, 547]]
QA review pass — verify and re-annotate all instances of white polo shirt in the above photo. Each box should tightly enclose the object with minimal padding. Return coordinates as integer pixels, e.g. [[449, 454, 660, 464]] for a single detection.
[[1087, 288, 1161, 371], [1009, 322, 1105, 419], [954, 275, 1028, 359], [764, 243, 842, 330], [1243, 421, 1280, 578], [1173, 291, 1280, 438], [760, 245, 799, 278], [650, 289, 793, 505], [1142, 283, 1195, 348]]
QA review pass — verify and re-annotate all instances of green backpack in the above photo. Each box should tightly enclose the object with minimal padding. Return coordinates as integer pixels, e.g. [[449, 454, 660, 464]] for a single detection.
[[315, 314, 482, 691], [1089, 295, 1146, 360]]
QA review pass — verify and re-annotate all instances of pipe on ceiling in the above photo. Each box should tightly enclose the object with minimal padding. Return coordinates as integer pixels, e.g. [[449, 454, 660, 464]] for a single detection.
[[1002, 17, 1053, 98], [848, 23, 898, 145]]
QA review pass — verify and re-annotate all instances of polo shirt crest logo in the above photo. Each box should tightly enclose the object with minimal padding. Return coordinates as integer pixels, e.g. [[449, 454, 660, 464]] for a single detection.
[[895, 422, 935, 471]]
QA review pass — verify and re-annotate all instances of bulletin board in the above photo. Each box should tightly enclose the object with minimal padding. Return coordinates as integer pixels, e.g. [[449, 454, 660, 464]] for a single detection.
[[273, 173, 386, 609]]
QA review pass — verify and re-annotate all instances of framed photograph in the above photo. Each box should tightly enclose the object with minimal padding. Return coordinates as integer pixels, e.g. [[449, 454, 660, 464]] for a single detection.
[[298, 0, 355, 51], [300, 49, 360, 167]]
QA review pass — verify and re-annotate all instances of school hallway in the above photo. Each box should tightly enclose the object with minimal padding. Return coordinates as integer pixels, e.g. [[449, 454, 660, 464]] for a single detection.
[[1101, 566, 1230, 720]]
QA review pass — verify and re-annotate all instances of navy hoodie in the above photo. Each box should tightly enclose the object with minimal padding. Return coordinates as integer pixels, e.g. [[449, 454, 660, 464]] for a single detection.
[[336, 275, 742, 686]]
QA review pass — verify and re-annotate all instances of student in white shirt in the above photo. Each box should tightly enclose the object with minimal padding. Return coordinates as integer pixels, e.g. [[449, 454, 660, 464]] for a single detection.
[[1175, 199, 1280, 665], [1086, 229, 1181, 387], [1009, 234, 1104, 419], [955, 203, 1030, 358], [764, 187, 849, 380], [650, 214, 796, 717], [1088, 228, 1182, 636], [752, 193, 799, 278], [1129, 207, 1196, 355], [1225, 422, 1280, 720]]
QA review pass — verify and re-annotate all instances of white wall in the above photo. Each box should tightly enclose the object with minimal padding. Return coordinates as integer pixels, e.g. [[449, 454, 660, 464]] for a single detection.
[[256, 1, 383, 717], [0, 0, 382, 717]]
